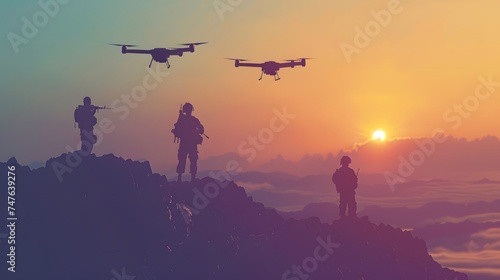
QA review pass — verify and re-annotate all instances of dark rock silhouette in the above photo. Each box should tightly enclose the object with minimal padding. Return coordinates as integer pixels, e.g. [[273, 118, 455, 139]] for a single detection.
[[0, 154, 467, 280], [278, 202, 338, 224]]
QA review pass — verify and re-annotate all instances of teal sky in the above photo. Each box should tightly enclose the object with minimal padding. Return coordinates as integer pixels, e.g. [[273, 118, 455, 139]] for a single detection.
[[1, 0, 499, 173]]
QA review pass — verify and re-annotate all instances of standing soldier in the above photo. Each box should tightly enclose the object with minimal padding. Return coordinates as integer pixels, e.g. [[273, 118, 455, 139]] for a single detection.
[[74, 97, 106, 155], [172, 103, 205, 183], [332, 156, 358, 218]]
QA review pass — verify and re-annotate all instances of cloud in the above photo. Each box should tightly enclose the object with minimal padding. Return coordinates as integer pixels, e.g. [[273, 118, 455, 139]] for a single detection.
[[251, 135, 500, 180], [233, 181, 274, 191], [430, 228, 500, 280], [190, 136, 500, 214], [432, 249, 500, 278], [230, 168, 500, 214], [402, 225, 500, 279], [427, 212, 500, 224]]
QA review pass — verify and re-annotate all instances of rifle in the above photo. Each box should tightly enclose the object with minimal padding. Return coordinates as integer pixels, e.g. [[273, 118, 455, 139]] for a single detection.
[[92, 105, 111, 112], [356, 168, 360, 190], [77, 105, 112, 112], [173, 104, 183, 143]]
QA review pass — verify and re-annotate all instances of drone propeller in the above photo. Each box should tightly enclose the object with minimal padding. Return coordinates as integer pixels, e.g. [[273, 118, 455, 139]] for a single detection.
[[109, 44, 138, 47], [283, 57, 314, 62], [179, 42, 208, 46], [225, 58, 249, 61]]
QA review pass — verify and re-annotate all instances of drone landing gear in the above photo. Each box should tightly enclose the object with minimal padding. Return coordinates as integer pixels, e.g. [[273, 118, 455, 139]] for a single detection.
[[149, 58, 154, 68], [259, 71, 263, 80], [274, 72, 280, 81], [166, 59, 171, 69]]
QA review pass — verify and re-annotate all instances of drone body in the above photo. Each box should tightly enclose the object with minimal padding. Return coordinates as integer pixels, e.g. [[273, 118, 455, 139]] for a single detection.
[[228, 58, 309, 81], [111, 42, 207, 68]]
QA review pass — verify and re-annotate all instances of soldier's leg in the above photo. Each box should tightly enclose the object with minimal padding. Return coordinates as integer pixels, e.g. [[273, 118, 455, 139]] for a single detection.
[[339, 192, 347, 217], [80, 139, 93, 156], [80, 129, 94, 155], [188, 147, 199, 181], [176, 145, 188, 181], [347, 191, 357, 217], [89, 129, 97, 145]]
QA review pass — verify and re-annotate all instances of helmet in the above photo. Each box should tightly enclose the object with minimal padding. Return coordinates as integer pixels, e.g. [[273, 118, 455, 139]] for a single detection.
[[340, 156, 351, 165], [183, 102, 194, 112], [83, 96, 91, 105]]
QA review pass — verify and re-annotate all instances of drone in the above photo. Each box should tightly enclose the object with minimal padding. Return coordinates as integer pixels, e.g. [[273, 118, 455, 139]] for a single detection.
[[110, 42, 207, 68], [226, 58, 311, 81]]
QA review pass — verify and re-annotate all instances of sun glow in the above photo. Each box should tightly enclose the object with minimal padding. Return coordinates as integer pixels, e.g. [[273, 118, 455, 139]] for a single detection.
[[372, 130, 386, 141]]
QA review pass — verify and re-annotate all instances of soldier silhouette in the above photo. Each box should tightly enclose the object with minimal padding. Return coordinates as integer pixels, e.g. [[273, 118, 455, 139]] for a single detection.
[[172, 103, 205, 182], [332, 156, 358, 218], [74, 97, 98, 155], [74, 97, 108, 155]]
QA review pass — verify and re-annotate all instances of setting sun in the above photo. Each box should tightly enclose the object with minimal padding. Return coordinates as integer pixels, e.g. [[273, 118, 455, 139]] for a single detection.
[[372, 130, 386, 141]]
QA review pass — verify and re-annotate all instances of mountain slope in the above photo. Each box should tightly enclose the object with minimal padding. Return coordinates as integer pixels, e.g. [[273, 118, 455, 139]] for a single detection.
[[0, 154, 467, 280]]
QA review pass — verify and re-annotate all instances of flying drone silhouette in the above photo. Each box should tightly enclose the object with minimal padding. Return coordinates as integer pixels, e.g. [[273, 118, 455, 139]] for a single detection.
[[110, 42, 207, 68], [226, 58, 312, 81]]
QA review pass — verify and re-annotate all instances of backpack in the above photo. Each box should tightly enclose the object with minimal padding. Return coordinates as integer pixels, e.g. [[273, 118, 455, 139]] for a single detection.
[[74, 106, 97, 128], [171, 116, 185, 140]]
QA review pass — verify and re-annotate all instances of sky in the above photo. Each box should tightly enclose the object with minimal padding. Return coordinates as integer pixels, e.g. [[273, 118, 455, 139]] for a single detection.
[[2, 1, 500, 278], [1, 0, 500, 174]]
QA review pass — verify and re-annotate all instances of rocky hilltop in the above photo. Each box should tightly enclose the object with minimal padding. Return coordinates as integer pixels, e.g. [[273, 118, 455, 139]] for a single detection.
[[0, 154, 467, 280]]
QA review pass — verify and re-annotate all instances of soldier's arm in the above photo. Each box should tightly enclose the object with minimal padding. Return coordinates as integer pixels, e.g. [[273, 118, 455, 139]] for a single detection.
[[89, 106, 97, 115], [197, 119, 204, 135], [332, 170, 338, 183]]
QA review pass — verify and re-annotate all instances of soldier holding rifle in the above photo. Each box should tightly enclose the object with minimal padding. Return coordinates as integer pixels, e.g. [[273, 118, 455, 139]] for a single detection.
[[171, 103, 207, 183], [74, 96, 110, 155]]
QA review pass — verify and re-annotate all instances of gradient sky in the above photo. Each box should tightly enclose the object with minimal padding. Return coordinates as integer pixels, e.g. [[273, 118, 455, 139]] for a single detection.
[[1, 0, 500, 173]]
